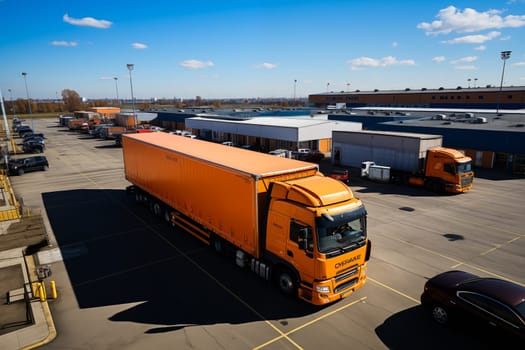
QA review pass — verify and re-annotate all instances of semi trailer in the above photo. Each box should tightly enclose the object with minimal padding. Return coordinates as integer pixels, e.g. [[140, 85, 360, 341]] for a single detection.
[[332, 130, 474, 193], [122, 132, 371, 306]]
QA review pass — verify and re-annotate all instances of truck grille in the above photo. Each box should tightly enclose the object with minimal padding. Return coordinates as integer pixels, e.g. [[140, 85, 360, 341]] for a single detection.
[[334, 278, 358, 293], [461, 176, 473, 187], [335, 267, 358, 283]]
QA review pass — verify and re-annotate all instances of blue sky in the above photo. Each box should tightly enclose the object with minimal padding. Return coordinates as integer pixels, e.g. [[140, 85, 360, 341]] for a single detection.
[[1, 0, 525, 100]]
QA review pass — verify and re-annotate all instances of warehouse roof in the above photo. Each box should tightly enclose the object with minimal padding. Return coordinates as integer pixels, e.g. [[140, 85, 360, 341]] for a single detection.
[[186, 116, 362, 142]]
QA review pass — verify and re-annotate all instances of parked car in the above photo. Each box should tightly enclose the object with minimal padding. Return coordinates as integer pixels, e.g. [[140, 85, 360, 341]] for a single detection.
[[22, 132, 45, 141], [8, 156, 49, 175], [329, 168, 350, 184], [22, 138, 45, 153], [17, 125, 33, 137], [421, 270, 525, 339]]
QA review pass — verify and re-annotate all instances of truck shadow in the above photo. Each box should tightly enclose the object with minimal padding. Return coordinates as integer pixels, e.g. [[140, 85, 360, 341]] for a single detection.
[[375, 305, 521, 350], [42, 189, 320, 332]]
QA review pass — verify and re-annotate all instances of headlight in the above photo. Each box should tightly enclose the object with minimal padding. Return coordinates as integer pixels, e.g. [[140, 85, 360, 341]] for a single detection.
[[316, 286, 331, 293]]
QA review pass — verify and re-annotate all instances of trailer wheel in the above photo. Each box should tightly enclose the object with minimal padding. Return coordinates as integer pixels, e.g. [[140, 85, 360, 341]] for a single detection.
[[276, 268, 297, 296], [211, 235, 223, 254], [135, 193, 142, 203], [152, 202, 162, 217], [163, 208, 171, 223]]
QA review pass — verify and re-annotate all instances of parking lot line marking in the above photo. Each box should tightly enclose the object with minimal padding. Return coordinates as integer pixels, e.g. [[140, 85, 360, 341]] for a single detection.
[[383, 234, 525, 288], [252, 297, 366, 350], [368, 278, 420, 304]]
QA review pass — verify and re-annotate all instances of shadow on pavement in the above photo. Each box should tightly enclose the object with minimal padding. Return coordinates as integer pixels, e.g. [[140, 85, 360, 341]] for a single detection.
[[42, 189, 320, 333], [375, 305, 522, 350]]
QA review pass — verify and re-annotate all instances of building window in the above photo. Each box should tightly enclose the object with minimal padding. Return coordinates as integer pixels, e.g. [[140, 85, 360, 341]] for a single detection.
[[478, 95, 484, 100]]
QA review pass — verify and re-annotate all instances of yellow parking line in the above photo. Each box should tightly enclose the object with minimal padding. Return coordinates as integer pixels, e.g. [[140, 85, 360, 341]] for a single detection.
[[253, 297, 367, 350], [368, 277, 420, 304]]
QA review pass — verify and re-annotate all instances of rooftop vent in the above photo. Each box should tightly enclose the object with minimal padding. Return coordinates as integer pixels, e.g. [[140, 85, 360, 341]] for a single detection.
[[515, 123, 525, 127]]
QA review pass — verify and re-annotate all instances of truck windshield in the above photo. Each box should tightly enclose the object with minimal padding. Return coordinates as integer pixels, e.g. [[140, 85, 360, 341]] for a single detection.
[[316, 208, 367, 256], [456, 161, 472, 174]]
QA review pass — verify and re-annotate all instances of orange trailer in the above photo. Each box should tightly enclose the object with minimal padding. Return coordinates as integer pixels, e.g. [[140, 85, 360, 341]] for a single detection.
[[122, 133, 371, 305]]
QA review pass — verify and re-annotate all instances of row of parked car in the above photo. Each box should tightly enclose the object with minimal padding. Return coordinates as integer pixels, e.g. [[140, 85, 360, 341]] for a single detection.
[[6, 118, 49, 176]]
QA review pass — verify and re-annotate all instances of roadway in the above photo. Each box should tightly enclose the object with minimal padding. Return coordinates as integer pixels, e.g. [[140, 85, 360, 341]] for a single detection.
[[8, 117, 525, 350]]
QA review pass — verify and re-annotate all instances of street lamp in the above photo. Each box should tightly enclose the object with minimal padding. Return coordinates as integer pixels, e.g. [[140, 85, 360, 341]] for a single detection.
[[467, 78, 471, 88], [126, 64, 136, 127], [474, 78, 478, 88], [497, 50, 511, 114], [293, 79, 297, 103], [326, 82, 330, 92], [346, 83, 350, 91], [8, 88, 16, 117], [114, 77, 120, 105], [21, 72, 34, 131]]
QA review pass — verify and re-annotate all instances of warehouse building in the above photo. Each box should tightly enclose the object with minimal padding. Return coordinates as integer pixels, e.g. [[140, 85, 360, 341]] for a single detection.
[[184, 114, 362, 154], [329, 110, 525, 174]]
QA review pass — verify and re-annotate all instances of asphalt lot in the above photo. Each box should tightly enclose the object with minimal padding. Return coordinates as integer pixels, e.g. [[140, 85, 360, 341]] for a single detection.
[[7, 117, 525, 350]]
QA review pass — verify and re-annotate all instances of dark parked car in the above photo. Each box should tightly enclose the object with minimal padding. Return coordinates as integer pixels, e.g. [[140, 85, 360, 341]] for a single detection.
[[421, 270, 525, 339], [22, 138, 45, 153], [22, 132, 45, 141], [17, 125, 33, 137], [8, 156, 49, 175]]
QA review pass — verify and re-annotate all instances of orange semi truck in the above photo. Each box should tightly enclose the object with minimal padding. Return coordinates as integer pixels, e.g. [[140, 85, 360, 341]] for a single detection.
[[333, 131, 474, 193], [122, 133, 371, 305]]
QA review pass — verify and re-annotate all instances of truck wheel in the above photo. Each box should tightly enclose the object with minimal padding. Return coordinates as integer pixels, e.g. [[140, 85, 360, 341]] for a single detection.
[[43, 165, 49, 171], [17, 169, 24, 176], [276, 268, 297, 296]]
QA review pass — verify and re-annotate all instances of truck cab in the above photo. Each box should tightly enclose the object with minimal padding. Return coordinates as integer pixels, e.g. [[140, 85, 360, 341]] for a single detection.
[[265, 175, 370, 305], [424, 147, 474, 193]]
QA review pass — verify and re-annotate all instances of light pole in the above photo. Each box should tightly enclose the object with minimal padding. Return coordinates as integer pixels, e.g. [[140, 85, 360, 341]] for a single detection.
[[326, 82, 330, 92], [21, 72, 34, 131], [497, 51, 511, 114], [126, 64, 136, 127], [346, 83, 350, 91], [8, 88, 16, 117], [474, 78, 478, 88], [467, 78, 471, 88], [293, 79, 297, 103], [114, 77, 120, 105]]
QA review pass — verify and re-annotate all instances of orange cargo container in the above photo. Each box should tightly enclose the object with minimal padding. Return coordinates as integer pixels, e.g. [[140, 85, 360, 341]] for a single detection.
[[122, 133, 371, 305]]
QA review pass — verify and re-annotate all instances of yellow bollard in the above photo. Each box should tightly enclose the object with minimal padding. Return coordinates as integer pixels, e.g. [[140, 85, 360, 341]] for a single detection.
[[32, 282, 40, 298], [38, 283, 46, 301], [50, 280, 58, 299]]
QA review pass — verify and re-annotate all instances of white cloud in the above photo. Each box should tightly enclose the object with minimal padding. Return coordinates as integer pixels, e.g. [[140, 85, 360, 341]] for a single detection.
[[475, 45, 487, 51], [500, 35, 512, 40], [512, 61, 525, 67], [348, 56, 415, 70], [392, 41, 398, 48], [254, 63, 277, 69], [51, 40, 78, 47], [450, 56, 478, 64], [432, 56, 446, 63], [63, 14, 112, 29], [180, 59, 214, 69], [441, 31, 500, 44], [132, 43, 148, 49], [417, 6, 525, 35]]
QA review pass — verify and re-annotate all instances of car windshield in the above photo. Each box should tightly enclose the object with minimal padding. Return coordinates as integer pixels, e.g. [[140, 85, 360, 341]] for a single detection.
[[316, 207, 367, 255], [457, 161, 472, 174], [516, 300, 525, 319]]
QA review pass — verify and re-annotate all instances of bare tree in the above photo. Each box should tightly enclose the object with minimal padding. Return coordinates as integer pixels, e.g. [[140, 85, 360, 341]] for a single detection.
[[62, 89, 82, 112]]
